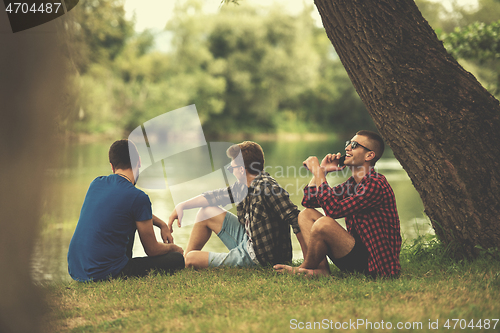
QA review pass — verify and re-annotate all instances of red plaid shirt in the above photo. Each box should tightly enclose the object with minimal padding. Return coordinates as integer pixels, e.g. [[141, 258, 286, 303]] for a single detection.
[[302, 168, 401, 277]]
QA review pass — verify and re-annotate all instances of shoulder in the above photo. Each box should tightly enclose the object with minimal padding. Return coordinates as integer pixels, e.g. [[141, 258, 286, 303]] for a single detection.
[[134, 187, 150, 199], [90, 174, 129, 187], [253, 173, 284, 192], [110, 175, 151, 202], [371, 171, 391, 187], [89, 175, 108, 186], [365, 171, 395, 197], [368, 171, 384, 181], [85, 175, 112, 194], [129, 184, 150, 200], [364, 169, 387, 184]]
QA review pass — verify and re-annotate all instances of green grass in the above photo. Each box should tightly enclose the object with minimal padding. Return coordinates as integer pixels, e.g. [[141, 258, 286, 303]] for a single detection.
[[42, 237, 500, 333]]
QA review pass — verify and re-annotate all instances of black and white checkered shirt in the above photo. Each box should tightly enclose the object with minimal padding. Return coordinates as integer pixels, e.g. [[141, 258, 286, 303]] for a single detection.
[[203, 172, 301, 265]]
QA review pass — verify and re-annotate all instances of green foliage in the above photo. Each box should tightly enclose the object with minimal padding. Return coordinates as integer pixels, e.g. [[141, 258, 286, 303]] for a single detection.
[[165, 0, 374, 136], [414, 0, 455, 33], [416, 0, 500, 98], [475, 245, 500, 261], [295, 59, 376, 134], [67, 0, 134, 74], [442, 20, 500, 63], [442, 20, 500, 96], [404, 233, 449, 261], [66, 0, 500, 137], [454, 0, 500, 27], [166, 1, 320, 135], [68, 0, 374, 137], [416, 0, 500, 33]]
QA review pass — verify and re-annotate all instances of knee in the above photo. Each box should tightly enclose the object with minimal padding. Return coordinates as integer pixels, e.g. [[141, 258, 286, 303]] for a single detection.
[[298, 208, 321, 228], [195, 206, 224, 224], [311, 216, 335, 236], [169, 252, 185, 270], [184, 250, 205, 269], [299, 208, 316, 220], [299, 208, 323, 221], [184, 251, 196, 268], [298, 209, 312, 225]]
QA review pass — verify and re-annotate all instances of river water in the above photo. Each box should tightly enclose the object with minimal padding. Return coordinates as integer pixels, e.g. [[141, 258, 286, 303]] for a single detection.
[[33, 139, 432, 283]]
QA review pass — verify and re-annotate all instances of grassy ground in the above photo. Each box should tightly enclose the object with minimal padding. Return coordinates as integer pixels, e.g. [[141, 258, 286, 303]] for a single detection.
[[42, 236, 500, 333]]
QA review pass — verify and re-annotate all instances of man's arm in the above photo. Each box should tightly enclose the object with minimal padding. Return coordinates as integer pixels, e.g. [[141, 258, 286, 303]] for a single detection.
[[317, 177, 384, 219], [136, 219, 183, 257], [152, 214, 173, 244], [167, 195, 211, 232], [303, 156, 327, 188], [304, 154, 344, 188], [262, 183, 303, 236]]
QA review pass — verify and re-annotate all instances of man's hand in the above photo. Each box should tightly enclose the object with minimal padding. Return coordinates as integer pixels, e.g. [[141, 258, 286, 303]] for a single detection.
[[167, 205, 184, 233], [303, 156, 323, 176], [137, 218, 183, 257], [304, 156, 328, 188], [153, 215, 174, 244], [320, 153, 345, 173], [160, 224, 174, 244], [168, 243, 184, 255]]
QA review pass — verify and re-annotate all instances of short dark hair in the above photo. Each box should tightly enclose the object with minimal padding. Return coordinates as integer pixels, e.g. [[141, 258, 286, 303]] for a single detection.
[[356, 130, 384, 164], [109, 140, 139, 170], [226, 141, 265, 175]]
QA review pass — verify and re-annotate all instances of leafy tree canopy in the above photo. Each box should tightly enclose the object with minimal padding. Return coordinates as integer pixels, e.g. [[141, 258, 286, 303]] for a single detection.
[[442, 20, 500, 63], [66, 0, 374, 137], [439, 0, 500, 97], [66, 0, 134, 74]]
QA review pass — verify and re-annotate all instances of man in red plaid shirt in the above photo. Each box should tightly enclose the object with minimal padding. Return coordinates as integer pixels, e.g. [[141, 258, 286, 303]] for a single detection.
[[274, 130, 401, 277]]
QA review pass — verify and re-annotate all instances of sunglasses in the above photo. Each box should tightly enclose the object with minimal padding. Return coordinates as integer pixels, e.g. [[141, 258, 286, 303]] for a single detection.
[[345, 140, 372, 151], [226, 164, 244, 173]]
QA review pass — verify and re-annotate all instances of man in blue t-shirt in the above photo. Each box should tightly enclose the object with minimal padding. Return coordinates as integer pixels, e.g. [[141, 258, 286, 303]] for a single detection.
[[68, 140, 184, 282]]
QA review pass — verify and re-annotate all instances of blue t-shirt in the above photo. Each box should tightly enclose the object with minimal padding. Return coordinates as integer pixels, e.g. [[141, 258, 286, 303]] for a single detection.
[[67, 174, 152, 281]]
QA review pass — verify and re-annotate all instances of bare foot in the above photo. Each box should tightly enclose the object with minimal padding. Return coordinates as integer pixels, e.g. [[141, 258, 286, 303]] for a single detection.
[[273, 264, 330, 277], [297, 267, 330, 277], [273, 264, 301, 274]]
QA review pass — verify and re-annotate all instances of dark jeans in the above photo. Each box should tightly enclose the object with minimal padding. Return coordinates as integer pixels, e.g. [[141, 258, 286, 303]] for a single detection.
[[119, 232, 185, 278]]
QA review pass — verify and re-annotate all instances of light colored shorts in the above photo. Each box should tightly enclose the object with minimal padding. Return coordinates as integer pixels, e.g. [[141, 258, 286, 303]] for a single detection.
[[207, 212, 258, 268]]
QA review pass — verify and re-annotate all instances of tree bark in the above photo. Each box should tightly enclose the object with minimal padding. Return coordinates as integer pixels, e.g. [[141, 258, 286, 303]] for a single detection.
[[314, 0, 500, 255]]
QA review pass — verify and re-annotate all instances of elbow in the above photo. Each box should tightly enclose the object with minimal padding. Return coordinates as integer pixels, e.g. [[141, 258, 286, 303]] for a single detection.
[[144, 244, 161, 257]]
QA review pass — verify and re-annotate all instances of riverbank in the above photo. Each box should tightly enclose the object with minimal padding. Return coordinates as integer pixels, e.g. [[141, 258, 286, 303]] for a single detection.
[[42, 236, 499, 332]]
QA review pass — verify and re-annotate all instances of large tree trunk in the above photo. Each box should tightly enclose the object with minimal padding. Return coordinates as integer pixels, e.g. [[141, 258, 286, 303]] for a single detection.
[[0, 15, 66, 333], [314, 0, 500, 255]]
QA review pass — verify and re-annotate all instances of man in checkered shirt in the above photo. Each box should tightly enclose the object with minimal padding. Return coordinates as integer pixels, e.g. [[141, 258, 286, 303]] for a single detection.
[[274, 130, 401, 277], [168, 141, 305, 268]]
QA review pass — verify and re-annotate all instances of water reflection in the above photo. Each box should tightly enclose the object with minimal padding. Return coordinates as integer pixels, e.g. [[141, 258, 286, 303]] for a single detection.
[[34, 140, 433, 283]]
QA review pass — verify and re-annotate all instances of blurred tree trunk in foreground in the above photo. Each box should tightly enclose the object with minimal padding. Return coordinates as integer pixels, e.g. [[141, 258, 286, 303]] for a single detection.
[[314, 0, 500, 256], [0, 15, 66, 333]]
